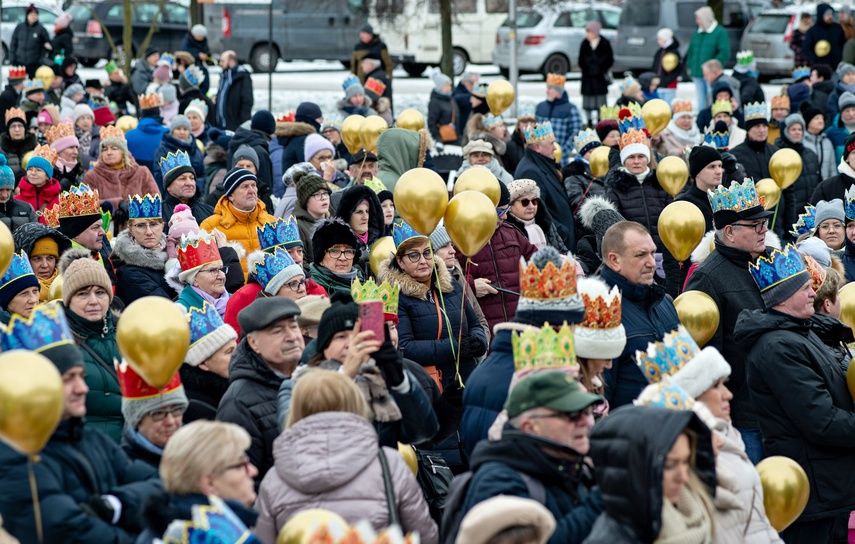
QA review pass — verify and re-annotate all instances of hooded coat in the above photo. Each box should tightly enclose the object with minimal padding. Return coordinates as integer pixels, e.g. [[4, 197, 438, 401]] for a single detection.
[[84, 159, 160, 210], [515, 147, 575, 249], [804, 4, 847, 71], [110, 230, 176, 304], [275, 121, 317, 195], [729, 139, 778, 187], [734, 308, 855, 521], [563, 158, 607, 236], [0, 198, 37, 234], [583, 406, 716, 543], [199, 195, 276, 275], [151, 133, 206, 193], [376, 128, 428, 193], [811, 160, 855, 204], [227, 127, 274, 209], [334, 184, 385, 279]]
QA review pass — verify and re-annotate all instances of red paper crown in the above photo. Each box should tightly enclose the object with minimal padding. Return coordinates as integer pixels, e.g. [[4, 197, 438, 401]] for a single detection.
[[115, 359, 182, 399], [581, 289, 622, 329], [8, 66, 26, 80], [45, 122, 75, 146], [365, 77, 387, 96], [277, 111, 295, 123], [33, 144, 57, 166], [42, 204, 60, 227], [803, 254, 827, 292], [177, 232, 222, 272]]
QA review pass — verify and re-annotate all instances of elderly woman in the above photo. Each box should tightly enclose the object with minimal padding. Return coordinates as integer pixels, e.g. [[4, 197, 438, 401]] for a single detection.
[[0, 252, 41, 323], [13, 222, 71, 301], [152, 115, 205, 192], [457, 140, 513, 185], [246, 247, 308, 302], [334, 185, 384, 278], [137, 421, 259, 543], [111, 194, 176, 304], [294, 170, 332, 264], [811, 199, 846, 250], [380, 224, 487, 389], [60, 248, 124, 442], [171, 231, 230, 316], [0, 108, 37, 182], [310, 218, 364, 296], [656, 101, 701, 158], [84, 126, 159, 209], [255, 368, 438, 544], [505, 178, 568, 252]]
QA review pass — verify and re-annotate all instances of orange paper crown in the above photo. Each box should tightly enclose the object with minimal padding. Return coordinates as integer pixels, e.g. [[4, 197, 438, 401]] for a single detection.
[[8, 66, 26, 80], [619, 128, 649, 150], [138, 93, 162, 109], [99, 125, 126, 143], [546, 73, 566, 88], [803, 254, 827, 292], [519, 257, 577, 300], [177, 231, 222, 272], [365, 77, 387, 96], [581, 286, 622, 329], [42, 204, 59, 228], [58, 184, 101, 219], [771, 95, 790, 110], [672, 100, 693, 114], [115, 359, 182, 400], [32, 144, 57, 167], [45, 122, 76, 145], [4, 108, 24, 124]]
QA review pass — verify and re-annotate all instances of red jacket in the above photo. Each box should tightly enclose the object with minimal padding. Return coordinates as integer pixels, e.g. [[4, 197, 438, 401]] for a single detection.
[[15, 176, 61, 223], [224, 278, 328, 337]]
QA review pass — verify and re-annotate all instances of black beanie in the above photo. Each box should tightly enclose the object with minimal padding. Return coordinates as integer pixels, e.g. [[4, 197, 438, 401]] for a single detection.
[[251, 110, 276, 135], [498, 180, 511, 207], [801, 106, 824, 127], [377, 189, 393, 203], [295, 102, 322, 131], [689, 146, 722, 180], [222, 167, 257, 197], [845, 132, 855, 160], [595, 120, 618, 143], [316, 292, 358, 353]]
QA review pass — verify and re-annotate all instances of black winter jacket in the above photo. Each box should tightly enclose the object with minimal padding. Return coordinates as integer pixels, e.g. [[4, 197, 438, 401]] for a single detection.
[[216, 338, 286, 483], [504, 128, 526, 175], [275, 121, 317, 188], [732, 71, 765, 105], [0, 198, 36, 234], [334, 185, 384, 278], [227, 127, 274, 210], [0, 85, 21, 132], [808, 311, 855, 366], [515, 147, 575, 250], [178, 32, 213, 95], [578, 38, 613, 97], [428, 90, 461, 144], [50, 27, 74, 60], [734, 308, 855, 520], [775, 137, 820, 242], [0, 132, 37, 182], [9, 21, 49, 68], [179, 364, 230, 424], [842, 236, 855, 282], [684, 238, 770, 429], [453, 81, 474, 127], [110, 230, 176, 304], [652, 38, 682, 89], [604, 168, 672, 249], [216, 66, 253, 131], [811, 171, 855, 205], [563, 159, 606, 238]]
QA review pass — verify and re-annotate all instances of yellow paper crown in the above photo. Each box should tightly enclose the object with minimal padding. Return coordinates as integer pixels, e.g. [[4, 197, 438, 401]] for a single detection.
[[5, 107, 24, 124], [42, 204, 59, 228], [45, 122, 75, 146], [351, 278, 400, 316], [100, 125, 125, 143], [711, 99, 732, 117], [512, 322, 577, 373], [599, 105, 619, 120], [138, 93, 162, 109], [33, 144, 57, 167], [546, 73, 566, 88]]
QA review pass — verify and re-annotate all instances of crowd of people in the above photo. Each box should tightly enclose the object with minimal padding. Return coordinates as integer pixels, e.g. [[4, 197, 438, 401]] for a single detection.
[[3, 2, 855, 544]]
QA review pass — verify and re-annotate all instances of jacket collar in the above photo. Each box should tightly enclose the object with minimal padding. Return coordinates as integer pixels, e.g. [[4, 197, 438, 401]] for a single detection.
[[378, 255, 454, 299], [111, 230, 168, 270], [228, 337, 285, 386], [212, 195, 265, 229], [600, 266, 665, 305], [713, 236, 765, 265]]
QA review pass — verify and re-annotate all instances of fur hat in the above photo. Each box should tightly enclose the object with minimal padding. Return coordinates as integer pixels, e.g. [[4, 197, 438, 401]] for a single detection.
[[58, 248, 113, 306], [294, 170, 330, 209], [311, 218, 358, 264], [579, 195, 626, 257], [671, 347, 732, 398], [456, 496, 556, 544]]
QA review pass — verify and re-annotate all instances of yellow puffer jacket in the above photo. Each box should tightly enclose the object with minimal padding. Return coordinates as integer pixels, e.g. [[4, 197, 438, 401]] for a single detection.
[[200, 195, 276, 275]]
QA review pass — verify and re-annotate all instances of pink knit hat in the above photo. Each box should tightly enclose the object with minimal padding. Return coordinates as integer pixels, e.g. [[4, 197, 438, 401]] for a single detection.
[[166, 204, 200, 259]]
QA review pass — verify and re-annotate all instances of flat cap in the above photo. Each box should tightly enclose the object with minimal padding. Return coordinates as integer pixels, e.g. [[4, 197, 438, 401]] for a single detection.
[[238, 297, 301, 334]]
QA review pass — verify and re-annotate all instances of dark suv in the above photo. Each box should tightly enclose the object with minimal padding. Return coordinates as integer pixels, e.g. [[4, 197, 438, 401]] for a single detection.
[[68, 1, 190, 67]]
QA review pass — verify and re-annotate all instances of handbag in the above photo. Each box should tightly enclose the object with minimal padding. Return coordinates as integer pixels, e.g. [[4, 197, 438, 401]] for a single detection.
[[378, 449, 400, 526], [413, 447, 453, 523], [438, 101, 458, 143]]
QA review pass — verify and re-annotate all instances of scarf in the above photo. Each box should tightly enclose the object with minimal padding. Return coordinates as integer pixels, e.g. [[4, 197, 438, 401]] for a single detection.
[[37, 268, 58, 302], [75, 128, 92, 149], [354, 230, 369, 245], [310, 263, 360, 294], [518, 216, 547, 249], [55, 156, 77, 174], [131, 427, 165, 456], [666, 119, 701, 146], [621, 166, 651, 183], [842, 82, 855, 95], [192, 124, 204, 138], [191, 285, 230, 316], [845, 120, 855, 134], [655, 486, 713, 544], [839, 157, 855, 178]]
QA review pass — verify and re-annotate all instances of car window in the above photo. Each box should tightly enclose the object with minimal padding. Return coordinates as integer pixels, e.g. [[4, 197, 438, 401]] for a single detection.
[[500, 11, 543, 28], [488, 0, 535, 13], [677, 2, 705, 28], [571, 9, 593, 28], [748, 14, 790, 33], [162, 3, 188, 25], [37, 9, 57, 24], [134, 3, 163, 24], [618, 0, 659, 27], [1, 7, 25, 23], [598, 9, 619, 30], [429, 0, 475, 14], [105, 4, 124, 21]]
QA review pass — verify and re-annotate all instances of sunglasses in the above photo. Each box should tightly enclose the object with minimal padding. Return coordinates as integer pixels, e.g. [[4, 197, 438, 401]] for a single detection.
[[496, 204, 511, 216], [517, 198, 539, 207]]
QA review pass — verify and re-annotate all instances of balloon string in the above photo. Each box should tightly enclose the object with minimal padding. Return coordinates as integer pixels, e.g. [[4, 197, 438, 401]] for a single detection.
[[771, 200, 780, 231], [431, 248, 458, 371], [28, 454, 43, 544], [453, 257, 473, 388]]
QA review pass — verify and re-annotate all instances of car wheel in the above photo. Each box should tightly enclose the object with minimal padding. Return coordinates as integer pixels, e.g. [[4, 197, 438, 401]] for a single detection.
[[250, 44, 279, 73], [452, 48, 468, 76], [402, 62, 428, 77], [541, 54, 569, 78]]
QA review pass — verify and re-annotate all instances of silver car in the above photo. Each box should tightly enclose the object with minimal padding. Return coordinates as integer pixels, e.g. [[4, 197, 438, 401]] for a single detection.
[[492, 2, 620, 78], [1, 1, 60, 64]]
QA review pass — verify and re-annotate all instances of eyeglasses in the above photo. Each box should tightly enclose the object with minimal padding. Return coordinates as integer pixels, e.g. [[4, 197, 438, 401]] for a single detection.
[[496, 205, 511, 216], [148, 406, 185, 422], [327, 248, 356, 259], [517, 198, 539, 207], [404, 248, 433, 263], [131, 221, 163, 232], [731, 218, 769, 234], [314, 154, 334, 162], [819, 221, 844, 231], [528, 406, 595, 424], [200, 266, 229, 277], [220, 454, 252, 475], [311, 191, 330, 201], [284, 278, 307, 292]]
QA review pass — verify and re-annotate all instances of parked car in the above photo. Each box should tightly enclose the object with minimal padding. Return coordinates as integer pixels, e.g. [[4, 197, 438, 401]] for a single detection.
[[67, 0, 190, 67], [492, 2, 620, 78], [612, 0, 764, 74], [1, 1, 60, 64]]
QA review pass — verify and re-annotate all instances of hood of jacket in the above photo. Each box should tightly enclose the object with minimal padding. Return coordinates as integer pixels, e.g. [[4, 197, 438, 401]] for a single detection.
[[204, 143, 227, 165], [111, 229, 168, 271], [817, 3, 833, 24], [376, 128, 427, 178], [711, 80, 733, 99], [230, 126, 269, 151], [588, 406, 716, 542], [138, 117, 169, 135], [733, 309, 811, 349], [807, 311, 855, 345], [333, 185, 384, 246], [11, 221, 70, 255], [378, 254, 454, 299], [273, 412, 379, 493], [275, 121, 316, 138]]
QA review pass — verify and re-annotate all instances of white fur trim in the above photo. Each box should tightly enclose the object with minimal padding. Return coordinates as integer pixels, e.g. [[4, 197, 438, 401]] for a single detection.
[[765, 230, 781, 250], [691, 230, 716, 264], [620, 143, 650, 164], [578, 195, 617, 229], [671, 346, 732, 398]]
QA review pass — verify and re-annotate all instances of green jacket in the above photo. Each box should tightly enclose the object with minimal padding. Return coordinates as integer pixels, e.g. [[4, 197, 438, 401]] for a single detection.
[[176, 285, 206, 311], [64, 305, 124, 443], [375, 128, 425, 194], [685, 24, 730, 78]]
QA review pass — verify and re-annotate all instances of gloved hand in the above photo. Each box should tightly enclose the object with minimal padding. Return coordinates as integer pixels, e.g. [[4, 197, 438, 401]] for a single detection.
[[78, 495, 117, 524], [373, 324, 405, 387], [441, 376, 465, 408], [459, 335, 486, 359], [720, 152, 738, 174]]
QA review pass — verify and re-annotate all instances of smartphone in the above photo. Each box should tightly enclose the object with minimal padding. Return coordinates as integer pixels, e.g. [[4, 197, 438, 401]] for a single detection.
[[359, 300, 385, 342]]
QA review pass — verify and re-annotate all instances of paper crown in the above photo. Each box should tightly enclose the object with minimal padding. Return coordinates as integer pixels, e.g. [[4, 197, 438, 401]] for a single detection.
[[183, 65, 205, 87], [580, 283, 622, 330], [45, 122, 75, 146], [517, 104, 536, 119], [277, 111, 296, 123], [138, 93, 162, 109], [5, 108, 25, 124], [635, 378, 695, 410], [672, 100, 693, 114], [619, 76, 639, 94], [471, 83, 488, 98], [771, 95, 790, 110], [105, 61, 118, 75], [100, 124, 125, 143], [159, 149, 191, 177], [524, 121, 553, 144], [342, 75, 361, 92], [573, 128, 601, 153], [0, 303, 75, 353], [707, 178, 763, 214], [790, 205, 817, 238], [599, 105, 619, 121], [116, 359, 182, 400], [517, 247, 580, 322], [252, 246, 298, 290], [744, 102, 768, 122], [803, 254, 827, 292], [0, 251, 35, 293], [793, 66, 811, 81], [748, 243, 807, 293], [188, 301, 228, 347], [128, 193, 162, 220], [178, 231, 222, 272], [365, 77, 387, 97], [619, 127, 649, 151], [257, 216, 301, 251], [845, 185, 855, 222], [59, 183, 101, 219], [160, 495, 254, 544], [546, 73, 566, 88], [159, 52, 175, 66], [32, 144, 57, 167], [711, 99, 732, 117], [185, 98, 209, 119], [512, 322, 577, 373], [351, 277, 400, 316], [392, 220, 426, 248], [8, 66, 26, 80], [89, 95, 109, 109], [42, 203, 59, 228], [482, 114, 504, 129], [24, 79, 44, 93], [636, 325, 699, 383], [321, 113, 343, 130], [703, 125, 729, 149], [736, 50, 754, 66], [618, 107, 647, 135]]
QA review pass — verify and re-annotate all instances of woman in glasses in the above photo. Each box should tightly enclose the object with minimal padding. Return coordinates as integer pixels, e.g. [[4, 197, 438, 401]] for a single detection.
[[334, 184, 385, 278], [505, 178, 568, 252], [810, 199, 846, 250], [172, 231, 231, 317], [309, 218, 364, 296]]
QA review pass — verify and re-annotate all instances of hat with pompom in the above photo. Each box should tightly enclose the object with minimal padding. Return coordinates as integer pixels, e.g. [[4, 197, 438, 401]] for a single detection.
[[0, 154, 15, 190]]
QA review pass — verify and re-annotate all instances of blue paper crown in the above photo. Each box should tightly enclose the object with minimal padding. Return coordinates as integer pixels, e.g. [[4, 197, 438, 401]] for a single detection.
[[183, 65, 204, 87], [256, 216, 301, 252], [392, 220, 426, 248], [89, 95, 109, 109], [160, 495, 257, 544], [749, 243, 807, 293], [159, 52, 174, 66], [847, 186, 855, 222], [635, 379, 695, 410], [1, 303, 75, 353], [482, 114, 504, 129], [322, 113, 343, 130], [517, 104, 536, 119], [188, 301, 228, 347], [703, 126, 729, 149], [793, 66, 811, 81], [707, 178, 762, 214], [252, 247, 298, 290], [790, 205, 817, 238], [186, 98, 209, 118], [343, 75, 361, 92], [0, 251, 35, 293], [128, 193, 162, 220], [744, 102, 768, 122], [24, 79, 44, 92], [618, 109, 647, 136], [573, 128, 601, 153], [524, 121, 553, 144], [635, 325, 699, 384], [159, 150, 192, 177]]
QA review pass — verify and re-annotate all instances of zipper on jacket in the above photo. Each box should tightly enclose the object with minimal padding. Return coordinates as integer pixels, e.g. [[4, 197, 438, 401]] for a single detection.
[[640, 183, 652, 235]]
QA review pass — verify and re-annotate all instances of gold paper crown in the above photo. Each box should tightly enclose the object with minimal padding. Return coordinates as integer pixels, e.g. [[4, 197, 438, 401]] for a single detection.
[[711, 99, 732, 117], [627, 101, 642, 118], [512, 321, 577, 373], [42, 204, 59, 228], [599, 105, 619, 120], [45, 122, 75, 145], [771, 95, 790, 110], [546, 73, 566, 87], [672, 100, 693, 114], [519, 255, 577, 300], [4, 108, 24, 124], [99, 125, 125, 143], [351, 278, 400, 316], [59, 184, 101, 219], [619, 128, 649, 150], [138, 93, 162, 109], [32, 144, 57, 167], [581, 285, 622, 330]]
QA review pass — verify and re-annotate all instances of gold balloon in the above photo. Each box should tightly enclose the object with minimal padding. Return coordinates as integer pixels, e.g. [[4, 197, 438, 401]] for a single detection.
[[769, 148, 802, 190], [453, 168, 501, 206], [838, 283, 855, 332], [590, 145, 611, 179], [116, 115, 138, 132], [847, 358, 855, 400], [398, 442, 418, 476], [444, 190, 497, 256], [48, 274, 63, 301], [116, 297, 191, 389], [487, 79, 514, 116], [815, 39, 831, 58], [276, 509, 350, 544], [359, 115, 388, 153], [662, 52, 679, 73], [21, 150, 34, 171], [0, 221, 13, 278], [394, 168, 449, 235], [340, 114, 365, 155], [657, 156, 689, 197], [641, 98, 671, 136], [757, 456, 810, 532], [369, 236, 396, 276], [554, 142, 562, 164], [658, 201, 705, 262], [0, 350, 63, 454], [755, 178, 782, 210], [673, 291, 720, 347], [396, 108, 425, 131]]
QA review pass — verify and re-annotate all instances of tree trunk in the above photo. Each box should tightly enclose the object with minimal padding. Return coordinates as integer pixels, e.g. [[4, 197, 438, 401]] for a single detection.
[[123, 0, 133, 76], [439, 0, 453, 77]]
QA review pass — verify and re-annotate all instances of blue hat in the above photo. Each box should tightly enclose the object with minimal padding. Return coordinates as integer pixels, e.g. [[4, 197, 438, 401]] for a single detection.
[[0, 154, 14, 189], [248, 246, 304, 296], [159, 150, 194, 189], [27, 155, 53, 179], [185, 302, 237, 367], [1, 303, 83, 374], [0, 251, 39, 310], [257, 216, 302, 251], [749, 244, 810, 308]]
